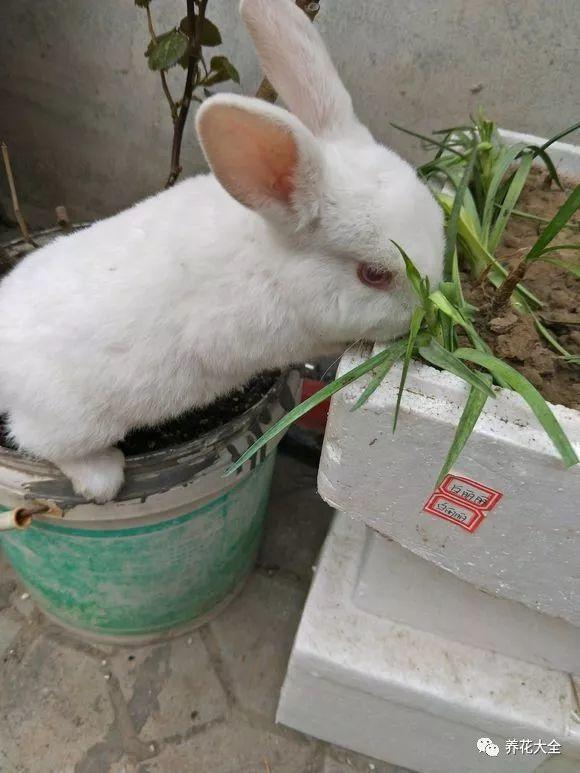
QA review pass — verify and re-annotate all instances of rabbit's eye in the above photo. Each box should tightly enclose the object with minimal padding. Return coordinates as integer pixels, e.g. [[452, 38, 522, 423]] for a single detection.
[[357, 262, 394, 291]]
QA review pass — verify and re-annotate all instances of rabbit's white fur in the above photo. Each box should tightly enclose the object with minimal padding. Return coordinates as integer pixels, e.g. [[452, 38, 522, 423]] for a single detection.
[[0, 0, 444, 502]]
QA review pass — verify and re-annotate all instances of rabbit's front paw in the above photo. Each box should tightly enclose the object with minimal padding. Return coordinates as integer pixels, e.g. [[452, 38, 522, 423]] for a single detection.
[[58, 447, 126, 503]]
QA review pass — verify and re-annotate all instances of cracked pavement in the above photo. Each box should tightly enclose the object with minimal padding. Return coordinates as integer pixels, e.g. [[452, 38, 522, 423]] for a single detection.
[[0, 455, 413, 773]]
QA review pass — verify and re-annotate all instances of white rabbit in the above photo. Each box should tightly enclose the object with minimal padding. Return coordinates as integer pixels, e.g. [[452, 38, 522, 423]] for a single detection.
[[0, 0, 444, 503]]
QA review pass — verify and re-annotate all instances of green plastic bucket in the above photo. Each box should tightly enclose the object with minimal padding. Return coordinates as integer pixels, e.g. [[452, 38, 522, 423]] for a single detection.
[[0, 368, 300, 644]]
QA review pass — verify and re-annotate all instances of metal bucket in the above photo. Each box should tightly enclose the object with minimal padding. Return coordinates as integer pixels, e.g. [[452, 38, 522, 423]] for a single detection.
[[0, 368, 300, 644], [0, 225, 301, 642]]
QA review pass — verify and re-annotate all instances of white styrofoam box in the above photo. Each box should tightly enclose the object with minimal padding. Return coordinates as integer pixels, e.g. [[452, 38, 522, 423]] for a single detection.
[[277, 513, 580, 773], [355, 528, 580, 676], [317, 348, 580, 626], [498, 129, 580, 179], [317, 131, 580, 627]]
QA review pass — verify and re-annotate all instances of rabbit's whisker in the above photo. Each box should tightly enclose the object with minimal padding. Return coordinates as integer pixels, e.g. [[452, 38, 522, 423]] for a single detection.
[[320, 338, 363, 381]]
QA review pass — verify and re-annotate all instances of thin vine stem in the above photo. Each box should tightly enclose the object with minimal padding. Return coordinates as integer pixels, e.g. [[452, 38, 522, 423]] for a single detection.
[[165, 0, 207, 188], [145, 4, 178, 126]]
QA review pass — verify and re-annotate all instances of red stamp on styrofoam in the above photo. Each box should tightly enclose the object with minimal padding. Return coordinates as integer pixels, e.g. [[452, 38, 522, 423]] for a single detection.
[[423, 493, 485, 532], [440, 474, 502, 511], [423, 474, 503, 533]]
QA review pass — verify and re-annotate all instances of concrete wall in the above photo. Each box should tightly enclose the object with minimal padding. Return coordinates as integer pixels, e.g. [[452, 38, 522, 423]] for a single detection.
[[1, 0, 579, 225]]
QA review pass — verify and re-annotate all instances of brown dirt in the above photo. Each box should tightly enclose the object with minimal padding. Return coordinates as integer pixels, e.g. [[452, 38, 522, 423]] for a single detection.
[[461, 168, 580, 410]]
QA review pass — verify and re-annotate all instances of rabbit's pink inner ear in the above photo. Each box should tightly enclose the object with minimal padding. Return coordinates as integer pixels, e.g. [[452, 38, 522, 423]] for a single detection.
[[197, 103, 298, 209], [272, 173, 295, 201]]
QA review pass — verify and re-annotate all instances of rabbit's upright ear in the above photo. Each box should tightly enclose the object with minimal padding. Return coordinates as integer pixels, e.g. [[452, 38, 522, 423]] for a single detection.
[[196, 94, 324, 227], [240, 0, 362, 139]]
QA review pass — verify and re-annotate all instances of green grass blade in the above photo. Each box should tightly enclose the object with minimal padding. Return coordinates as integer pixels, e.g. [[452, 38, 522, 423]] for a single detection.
[[436, 380, 490, 486], [437, 162, 483, 233], [526, 146, 564, 190], [525, 186, 580, 262], [353, 339, 408, 410], [442, 209, 489, 276], [449, 249, 466, 308], [225, 341, 406, 474], [433, 130, 454, 161], [494, 169, 516, 209], [488, 152, 533, 253], [536, 244, 580, 254], [390, 123, 468, 159], [429, 290, 476, 334], [432, 125, 476, 135], [392, 241, 427, 301], [419, 154, 465, 180], [430, 287, 480, 347], [461, 325, 510, 389], [438, 281, 461, 308], [533, 314, 571, 357], [418, 339, 496, 398], [452, 211, 544, 308], [481, 143, 527, 242], [454, 348, 579, 467], [539, 121, 580, 152], [508, 208, 580, 232], [463, 189, 483, 235], [439, 311, 456, 352], [443, 142, 478, 280], [393, 307, 426, 431], [536, 256, 580, 278]]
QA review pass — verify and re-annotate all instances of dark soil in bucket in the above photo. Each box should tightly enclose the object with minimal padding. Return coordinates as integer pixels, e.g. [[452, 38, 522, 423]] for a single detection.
[[0, 371, 279, 455], [460, 168, 580, 410], [119, 370, 279, 455]]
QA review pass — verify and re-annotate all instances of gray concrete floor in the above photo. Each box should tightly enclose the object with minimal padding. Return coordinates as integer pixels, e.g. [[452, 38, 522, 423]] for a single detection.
[[0, 454, 414, 773]]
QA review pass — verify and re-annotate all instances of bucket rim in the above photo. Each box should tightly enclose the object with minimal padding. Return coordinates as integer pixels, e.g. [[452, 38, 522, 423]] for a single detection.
[[0, 367, 294, 472]]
